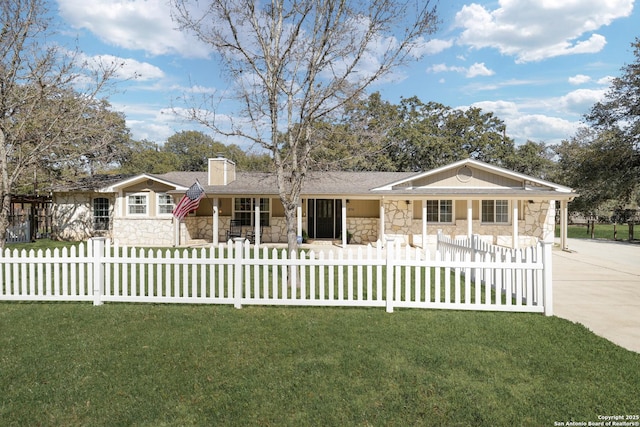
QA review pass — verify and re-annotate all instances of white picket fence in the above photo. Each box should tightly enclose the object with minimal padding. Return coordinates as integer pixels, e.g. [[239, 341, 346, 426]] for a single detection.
[[0, 235, 553, 315]]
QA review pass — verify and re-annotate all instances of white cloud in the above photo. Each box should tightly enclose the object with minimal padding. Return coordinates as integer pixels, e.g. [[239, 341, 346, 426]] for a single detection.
[[508, 114, 579, 144], [568, 74, 592, 85], [470, 100, 580, 144], [466, 63, 494, 78], [597, 75, 615, 85], [411, 38, 454, 56], [57, 0, 211, 58], [558, 88, 606, 114], [454, 0, 633, 63], [89, 54, 165, 81], [428, 63, 458, 73], [427, 62, 494, 78]]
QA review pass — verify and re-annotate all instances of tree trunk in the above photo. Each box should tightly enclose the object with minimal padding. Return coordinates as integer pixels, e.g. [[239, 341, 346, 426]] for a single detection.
[[0, 130, 10, 249], [283, 201, 299, 254], [0, 193, 9, 249]]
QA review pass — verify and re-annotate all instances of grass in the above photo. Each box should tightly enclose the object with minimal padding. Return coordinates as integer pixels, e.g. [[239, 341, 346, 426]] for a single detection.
[[558, 223, 639, 240], [1, 303, 639, 426], [5, 238, 81, 251]]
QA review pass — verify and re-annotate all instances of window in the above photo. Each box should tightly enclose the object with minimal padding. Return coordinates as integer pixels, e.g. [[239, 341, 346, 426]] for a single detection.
[[93, 198, 110, 231], [157, 193, 174, 215], [482, 200, 509, 223], [127, 193, 147, 215], [426, 200, 453, 223], [234, 197, 270, 226]]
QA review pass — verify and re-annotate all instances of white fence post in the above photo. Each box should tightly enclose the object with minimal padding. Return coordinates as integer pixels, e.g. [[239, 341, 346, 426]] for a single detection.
[[542, 240, 553, 316], [233, 237, 244, 309], [385, 239, 395, 313], [91, 237, 106, 306]]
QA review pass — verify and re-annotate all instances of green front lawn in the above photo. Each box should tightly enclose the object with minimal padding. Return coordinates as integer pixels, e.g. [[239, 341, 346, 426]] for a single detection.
[[1, 304, 638, 426], [557, 223, 638, 240]]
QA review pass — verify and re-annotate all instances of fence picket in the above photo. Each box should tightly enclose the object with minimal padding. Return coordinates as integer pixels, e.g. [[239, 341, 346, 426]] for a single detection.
[[0, 234, 549, 314]]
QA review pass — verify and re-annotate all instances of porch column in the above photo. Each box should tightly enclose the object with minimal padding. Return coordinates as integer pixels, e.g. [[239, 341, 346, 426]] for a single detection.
[[296, 204, 303, 243], [379, 199, 386, 245], [174, 218, 180, 246], [212, 197, 219, 246], [422, 200, 427, 249], [341, 198, 348, 247], [512, 201, 519, 249], [561, 199, 569, 250], [467, 199, 473, 238], [254, 201, 261, 246]]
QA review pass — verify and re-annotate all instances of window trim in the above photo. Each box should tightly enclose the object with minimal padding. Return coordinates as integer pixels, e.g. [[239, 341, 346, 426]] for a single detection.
[[426, 199, 453, 224], [126, 192, 149, 217], [93, 197, 110, 231], [481, 199, 510, 224], [233, 197, 270, 227], [157, 192, 174, 216]]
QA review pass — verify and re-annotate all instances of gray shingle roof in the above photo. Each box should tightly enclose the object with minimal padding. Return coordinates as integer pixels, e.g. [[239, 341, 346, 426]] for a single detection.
[[157, 171, 416, 196], [142, 169, 575, 199]]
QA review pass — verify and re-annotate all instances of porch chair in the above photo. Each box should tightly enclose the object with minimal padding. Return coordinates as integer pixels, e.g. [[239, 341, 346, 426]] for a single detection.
[[226, 219, 243, 241], [244, 226, 263, 244]]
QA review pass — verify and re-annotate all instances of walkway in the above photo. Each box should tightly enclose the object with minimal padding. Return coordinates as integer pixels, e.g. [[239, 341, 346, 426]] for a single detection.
[[553, 238, 640, 353]]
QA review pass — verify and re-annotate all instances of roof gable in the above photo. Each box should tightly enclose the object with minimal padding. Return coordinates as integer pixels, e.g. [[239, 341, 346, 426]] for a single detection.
[[100, 174, 191, 192], [373, 159, 573, 193]]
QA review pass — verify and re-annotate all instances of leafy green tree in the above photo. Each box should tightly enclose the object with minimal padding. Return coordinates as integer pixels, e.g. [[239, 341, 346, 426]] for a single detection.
[[164, 131, 226, 171], [555, 127, 638, 217], [310, 93, 400, 171], [118, 140, 180, 175], [580, 38, 640, 209], [388, 97, 514, 171], [238, 152, 274, 172], [587, 38, 640, 151], [556, 37, 640, 235], [506, 140, 557, 180]]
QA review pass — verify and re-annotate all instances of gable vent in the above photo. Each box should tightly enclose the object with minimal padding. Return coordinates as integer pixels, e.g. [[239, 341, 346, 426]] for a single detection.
[[456, 166, 473, 182]]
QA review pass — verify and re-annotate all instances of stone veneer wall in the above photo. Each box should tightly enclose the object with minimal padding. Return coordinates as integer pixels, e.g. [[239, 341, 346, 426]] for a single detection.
[[347, 218, 379, 244], [406, 200, 554, 248], [384, 200, 412, 244], [107, 200, 556, 247], [178, 216, 289, 244], [112, 218, 174, 246]]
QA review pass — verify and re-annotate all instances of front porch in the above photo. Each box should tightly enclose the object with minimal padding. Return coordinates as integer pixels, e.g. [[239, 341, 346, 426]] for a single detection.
[[174, 196, 569, 250]]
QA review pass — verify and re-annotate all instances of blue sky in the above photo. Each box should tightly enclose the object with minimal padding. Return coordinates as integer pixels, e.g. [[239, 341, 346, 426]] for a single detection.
[[53, 0, 638, 149]]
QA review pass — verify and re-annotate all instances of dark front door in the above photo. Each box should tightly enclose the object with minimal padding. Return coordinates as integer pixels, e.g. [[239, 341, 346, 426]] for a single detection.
[[315, 199, 334, 238], [307, 199, 342, 239]]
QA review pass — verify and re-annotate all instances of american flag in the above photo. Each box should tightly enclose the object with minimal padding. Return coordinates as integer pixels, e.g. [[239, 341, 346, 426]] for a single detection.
[[172, 181, 205, 220]]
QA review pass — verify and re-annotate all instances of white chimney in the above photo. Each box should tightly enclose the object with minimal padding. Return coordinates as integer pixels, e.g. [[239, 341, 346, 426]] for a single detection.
[[208, 157, 236, 186]]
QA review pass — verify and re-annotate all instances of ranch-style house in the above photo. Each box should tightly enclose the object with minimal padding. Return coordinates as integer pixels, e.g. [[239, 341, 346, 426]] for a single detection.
[[52, 157, 576, 250]]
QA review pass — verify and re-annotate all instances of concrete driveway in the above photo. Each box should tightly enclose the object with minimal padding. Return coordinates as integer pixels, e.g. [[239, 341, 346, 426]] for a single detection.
[[553, 238, 640, 353]]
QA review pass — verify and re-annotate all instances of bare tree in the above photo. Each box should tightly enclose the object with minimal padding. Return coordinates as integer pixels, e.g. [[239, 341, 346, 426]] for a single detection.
[[171, 0, 439, 252], [0, 0, 121, 247]]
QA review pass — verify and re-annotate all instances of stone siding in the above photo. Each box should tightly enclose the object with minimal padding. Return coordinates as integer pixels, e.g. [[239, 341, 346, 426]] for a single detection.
[[402, 200, 554, 248], [384, 200, 412, 244], [112, 218, 174, 246], [179, 216, 289, 244], [347, 218, 379, 244]]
